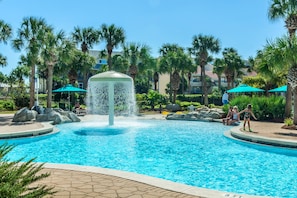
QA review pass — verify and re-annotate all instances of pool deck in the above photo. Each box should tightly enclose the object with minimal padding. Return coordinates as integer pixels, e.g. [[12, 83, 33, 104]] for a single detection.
[[1, 113, 296, 198]]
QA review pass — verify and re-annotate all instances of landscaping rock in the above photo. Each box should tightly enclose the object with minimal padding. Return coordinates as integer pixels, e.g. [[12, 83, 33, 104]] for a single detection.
[[12, 107, 37, 122]]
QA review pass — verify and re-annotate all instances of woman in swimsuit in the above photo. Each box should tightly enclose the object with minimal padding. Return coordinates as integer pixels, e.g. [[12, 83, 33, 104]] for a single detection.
[[239, 104, 257, 132]]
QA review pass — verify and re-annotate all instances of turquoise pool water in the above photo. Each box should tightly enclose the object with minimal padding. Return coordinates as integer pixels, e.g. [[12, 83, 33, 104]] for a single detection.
[[2, 120, 297, 197]]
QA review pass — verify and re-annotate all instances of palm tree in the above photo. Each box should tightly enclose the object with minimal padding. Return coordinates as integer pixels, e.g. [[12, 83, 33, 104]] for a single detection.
[[256, 36, 297, 123], [213, 58, 226, 91], [66, 50, 96, 86], [189, 34, 221, 105], [0, 20, 12, 67], [221, 48, 244, 89], [159, 44, 189, 103], [123, 42, 151, 81], [111, 54, 129, 73], [72, 27, 100, 89], [159, 44, 181, 102], [12, 16, 51, 108], [268, 0, 297, 117], [10, 65, 30, 96], [100, 24, 125, 71], [41, 30, 65, 108]]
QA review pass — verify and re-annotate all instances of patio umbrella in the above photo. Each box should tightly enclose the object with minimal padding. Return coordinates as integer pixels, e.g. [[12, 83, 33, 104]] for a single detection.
[[52, 84, 86, 110], [268, 85, 287, 92], [227, 84, 265, 93]]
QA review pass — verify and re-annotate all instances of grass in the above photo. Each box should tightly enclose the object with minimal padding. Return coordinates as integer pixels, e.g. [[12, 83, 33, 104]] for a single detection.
[[0, 111, 16, 114]]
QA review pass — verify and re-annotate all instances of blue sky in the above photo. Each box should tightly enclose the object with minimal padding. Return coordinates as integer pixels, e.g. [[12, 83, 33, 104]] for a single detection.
[[0, 0, 287, 75]]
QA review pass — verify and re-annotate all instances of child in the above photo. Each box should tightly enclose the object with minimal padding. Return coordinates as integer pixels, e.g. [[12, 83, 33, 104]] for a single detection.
[[239, 104, 257, 132], [222, 106, 233, 125], [227, 106, 240, 126]]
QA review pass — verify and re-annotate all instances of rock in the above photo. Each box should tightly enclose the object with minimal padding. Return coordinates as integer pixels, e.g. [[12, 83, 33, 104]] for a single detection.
[[68, 112, 81, 122], [206, 111, 221, 119], [166, 104, 181, 112], [165, 107, 223, 122], [12, 107, 37, 122]]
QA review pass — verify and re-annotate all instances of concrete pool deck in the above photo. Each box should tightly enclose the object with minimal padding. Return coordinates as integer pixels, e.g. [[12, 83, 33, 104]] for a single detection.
[[1, 113, 296, 198]]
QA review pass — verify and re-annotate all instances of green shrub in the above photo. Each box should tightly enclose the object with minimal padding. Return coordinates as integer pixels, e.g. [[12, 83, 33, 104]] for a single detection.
[[0, 143, 56, 197], [2, 100, 14, 111], [229, 95, 285, 121], [0, 99, 15, 111], [14, 95, 30, 109], [284, 118, 294, 126]]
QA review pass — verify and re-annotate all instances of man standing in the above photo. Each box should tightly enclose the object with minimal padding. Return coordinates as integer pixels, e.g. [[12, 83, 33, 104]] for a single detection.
[[222, 91, 229, 105]]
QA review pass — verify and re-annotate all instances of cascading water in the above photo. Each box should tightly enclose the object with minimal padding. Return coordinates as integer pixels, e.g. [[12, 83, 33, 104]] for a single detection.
[[86, 71, 137, 125]]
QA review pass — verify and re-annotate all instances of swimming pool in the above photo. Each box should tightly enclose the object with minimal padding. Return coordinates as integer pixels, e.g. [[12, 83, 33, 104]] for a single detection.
[[2, 119, 297, 198]]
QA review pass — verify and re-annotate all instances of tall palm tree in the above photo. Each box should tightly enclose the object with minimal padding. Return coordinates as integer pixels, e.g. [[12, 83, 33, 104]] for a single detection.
[[213, 58, 226, 91], [269, 0, 297, 117], [100, 24, 125, 71], [159, 44, 181, 102], [159, 44, 189, 103], [221, 48, 244, 89], [123, 42, 150, 81], [12, 16, 51, 108], [72, 27, 100, 89], [0, 20, 12, 67], [189, 34, 221, 105], [41, 30, 65, 108], [256, 36, 297, 123]]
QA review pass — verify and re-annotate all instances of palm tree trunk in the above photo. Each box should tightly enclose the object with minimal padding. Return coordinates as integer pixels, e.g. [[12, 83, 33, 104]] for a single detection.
[[83, 71, 89, 89], [30, 65, 36, 108], [285, 83, 292, 118], [169, 72, 173, 103], [218, 75, 221, 90], [47, 65, 54, 108], [294, 90, 297, 125], [202, 64, 208, 105], [173, 90, 177, 104]]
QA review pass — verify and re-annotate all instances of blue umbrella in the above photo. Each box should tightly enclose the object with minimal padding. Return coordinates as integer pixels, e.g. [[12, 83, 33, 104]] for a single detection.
[[227, 84, 265, 93], [52, 84, 87, 93], [53, 84, 86, 110], [268, 85, 287, 92]]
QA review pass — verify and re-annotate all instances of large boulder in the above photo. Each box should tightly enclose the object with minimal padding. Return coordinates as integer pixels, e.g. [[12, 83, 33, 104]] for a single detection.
[[12, 107, 37, 122], [166, 104, 181, 112]]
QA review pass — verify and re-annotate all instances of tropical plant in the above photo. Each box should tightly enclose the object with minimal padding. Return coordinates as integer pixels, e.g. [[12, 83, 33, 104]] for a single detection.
[[0, 20, 12, 67], [123, 42, 151, 81], [189, 34, 221, 105], [40, 30, 65, 108], [268, 0, 297, 117], [72, 27, 100, 88], [100, 24, 125, 71], [12, 16, 51, 108], [0, 143, 56, 197], [10, 65, 30, 96], [221, 48, 245, 89], [213, 58, 226, 91], [159, 44, 190, 103]]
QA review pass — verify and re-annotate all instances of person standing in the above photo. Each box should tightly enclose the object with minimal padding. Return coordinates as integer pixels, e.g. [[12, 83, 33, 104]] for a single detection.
[[239, 104, 257, 132], [222, 91, 229, 105]]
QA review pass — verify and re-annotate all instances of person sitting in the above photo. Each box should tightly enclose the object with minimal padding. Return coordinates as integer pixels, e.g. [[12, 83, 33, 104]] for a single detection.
[[228, 106, 240, 126], [222, 106, 233, 125]]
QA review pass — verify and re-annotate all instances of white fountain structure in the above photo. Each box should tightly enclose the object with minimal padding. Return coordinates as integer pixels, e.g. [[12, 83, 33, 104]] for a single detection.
[[86, 71, 137, 125]]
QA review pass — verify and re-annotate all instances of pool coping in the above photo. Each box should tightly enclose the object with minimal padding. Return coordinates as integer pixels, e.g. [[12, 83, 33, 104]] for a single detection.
[[42, 163, 269, 198], [228, 126, 297, 148], [0, 121, 56, 139]]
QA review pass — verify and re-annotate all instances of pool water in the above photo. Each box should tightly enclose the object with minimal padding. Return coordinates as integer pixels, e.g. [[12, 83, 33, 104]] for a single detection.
[[2, 120, 297, 198]]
